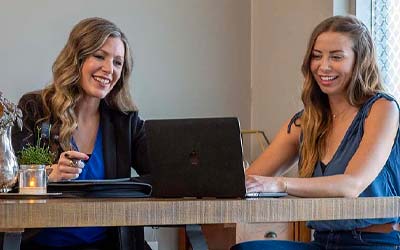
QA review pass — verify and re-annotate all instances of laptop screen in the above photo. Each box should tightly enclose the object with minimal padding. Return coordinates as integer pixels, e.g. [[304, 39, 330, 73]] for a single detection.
[[145, 117, 246, 198]]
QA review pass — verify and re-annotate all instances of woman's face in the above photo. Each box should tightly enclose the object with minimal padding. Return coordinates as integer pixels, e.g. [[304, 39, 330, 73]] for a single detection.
[[310, 31, 355, 97], [80, 37, 125, 99]]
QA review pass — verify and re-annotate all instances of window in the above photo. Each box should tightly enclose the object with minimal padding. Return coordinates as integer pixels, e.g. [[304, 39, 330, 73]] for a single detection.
[[369, 0, 400, 100]]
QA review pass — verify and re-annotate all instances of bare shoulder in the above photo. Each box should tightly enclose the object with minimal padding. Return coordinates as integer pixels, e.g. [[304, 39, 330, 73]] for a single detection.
[[368, 98, 399, 120], [281, 115, 302, 142], [366, 98, 399, 129]]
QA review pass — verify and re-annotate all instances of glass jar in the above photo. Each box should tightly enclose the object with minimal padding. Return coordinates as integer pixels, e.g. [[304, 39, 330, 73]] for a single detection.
[[19, 164, 47, 194]]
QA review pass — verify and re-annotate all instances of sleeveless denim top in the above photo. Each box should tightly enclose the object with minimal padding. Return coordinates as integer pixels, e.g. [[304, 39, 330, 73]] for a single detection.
[[291, 93, 400, 231]]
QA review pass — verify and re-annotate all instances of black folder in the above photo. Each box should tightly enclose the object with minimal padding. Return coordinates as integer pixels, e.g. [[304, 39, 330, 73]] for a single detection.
[[47, 177, 152, 198]]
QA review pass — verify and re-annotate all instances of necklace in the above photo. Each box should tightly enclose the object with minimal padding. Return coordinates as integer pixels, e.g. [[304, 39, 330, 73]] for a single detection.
[[332, 106, 358, 119], [332, 108, 348, 119]]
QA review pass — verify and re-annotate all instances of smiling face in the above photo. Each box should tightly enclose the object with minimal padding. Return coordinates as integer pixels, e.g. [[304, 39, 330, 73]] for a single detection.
[[310, 31, 355, 97], [79, 37, 125, 100]]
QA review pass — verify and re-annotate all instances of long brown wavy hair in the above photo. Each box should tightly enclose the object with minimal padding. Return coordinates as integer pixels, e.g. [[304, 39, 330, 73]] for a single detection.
[[41, 17, 135, 150], [299, 15, 384, 177]]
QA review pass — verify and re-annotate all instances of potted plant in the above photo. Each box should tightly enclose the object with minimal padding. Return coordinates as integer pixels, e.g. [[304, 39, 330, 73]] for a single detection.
[[17, 130, 54, 194], [18, 143, 54, 166]]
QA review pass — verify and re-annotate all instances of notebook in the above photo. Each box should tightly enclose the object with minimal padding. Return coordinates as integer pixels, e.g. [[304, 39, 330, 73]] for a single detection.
[[145, 117, 287, 199]]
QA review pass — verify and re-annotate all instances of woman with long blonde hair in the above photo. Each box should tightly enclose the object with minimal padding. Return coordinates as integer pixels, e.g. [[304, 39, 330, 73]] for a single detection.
[[234, 15, 400, 249], [12, 17, 149, 250]]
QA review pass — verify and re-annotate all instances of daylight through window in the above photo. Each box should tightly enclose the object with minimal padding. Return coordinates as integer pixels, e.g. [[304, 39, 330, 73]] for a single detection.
[[372, 0, 400, 100]]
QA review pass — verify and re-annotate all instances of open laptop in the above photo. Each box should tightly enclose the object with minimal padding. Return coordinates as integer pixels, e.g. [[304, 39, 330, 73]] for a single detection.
[[145, 117, 287, 198]]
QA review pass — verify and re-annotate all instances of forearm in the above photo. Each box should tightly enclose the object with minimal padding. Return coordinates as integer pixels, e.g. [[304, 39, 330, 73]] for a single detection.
[[284, 174, 363, 198]]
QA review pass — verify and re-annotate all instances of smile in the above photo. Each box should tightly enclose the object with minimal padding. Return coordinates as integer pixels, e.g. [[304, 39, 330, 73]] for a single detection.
[[93, 76, 111, 85], [320, 75, 338, 81]]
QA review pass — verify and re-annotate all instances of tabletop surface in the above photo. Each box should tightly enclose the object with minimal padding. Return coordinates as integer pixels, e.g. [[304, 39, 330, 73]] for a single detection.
[[0, 196, 399, 229]]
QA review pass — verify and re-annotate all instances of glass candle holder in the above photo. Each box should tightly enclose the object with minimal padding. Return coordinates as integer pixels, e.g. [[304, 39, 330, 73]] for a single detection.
[[19, 165, 47, 194]]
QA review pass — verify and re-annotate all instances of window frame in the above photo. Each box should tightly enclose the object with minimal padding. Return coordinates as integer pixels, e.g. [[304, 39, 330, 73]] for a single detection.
[[355, 0, 372, 31]]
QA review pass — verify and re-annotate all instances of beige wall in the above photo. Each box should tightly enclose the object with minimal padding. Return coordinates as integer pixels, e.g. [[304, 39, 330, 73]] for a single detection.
[[0, 0, 251, 130], [250, 0, 334, 160]]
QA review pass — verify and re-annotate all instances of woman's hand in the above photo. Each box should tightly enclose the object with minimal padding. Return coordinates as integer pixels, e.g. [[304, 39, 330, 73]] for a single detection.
[[48, 151, 89, 182], [246, 175, 287, 193]]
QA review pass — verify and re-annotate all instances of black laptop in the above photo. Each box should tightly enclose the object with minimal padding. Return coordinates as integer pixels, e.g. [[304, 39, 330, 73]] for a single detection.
[[145, 117, 245, 198], [145, 117, 287, 199]]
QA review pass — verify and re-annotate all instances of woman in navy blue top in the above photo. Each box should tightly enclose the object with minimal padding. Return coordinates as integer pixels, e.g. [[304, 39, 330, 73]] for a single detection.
[[11, 18, 150, 250], [235, 16, 400, 250]]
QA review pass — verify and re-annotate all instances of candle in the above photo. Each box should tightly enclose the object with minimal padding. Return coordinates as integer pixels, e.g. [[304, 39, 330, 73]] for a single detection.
[[19, 186, 46, 195], [19, 165, 47, 195], [29, 178, 36, 187]]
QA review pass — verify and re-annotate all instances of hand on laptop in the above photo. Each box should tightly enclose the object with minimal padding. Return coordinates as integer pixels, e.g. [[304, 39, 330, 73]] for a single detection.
[[245, 175, 287, 193]]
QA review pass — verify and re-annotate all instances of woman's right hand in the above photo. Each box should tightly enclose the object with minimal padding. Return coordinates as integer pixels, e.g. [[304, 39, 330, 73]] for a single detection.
[[47, 151, 89, 182], [246, 174, 287, 193]]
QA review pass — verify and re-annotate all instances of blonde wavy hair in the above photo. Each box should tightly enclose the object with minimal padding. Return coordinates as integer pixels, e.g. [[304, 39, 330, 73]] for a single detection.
[[299, 15, 384, 177], [41, 17, 135, 150]]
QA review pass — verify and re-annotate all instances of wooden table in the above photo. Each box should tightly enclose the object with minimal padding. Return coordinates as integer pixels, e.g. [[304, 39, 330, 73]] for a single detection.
[[1, 196, 399, 249]]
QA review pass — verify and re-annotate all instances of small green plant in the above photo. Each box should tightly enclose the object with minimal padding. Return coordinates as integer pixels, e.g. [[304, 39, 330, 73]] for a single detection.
[[18, 145, 54, 165], [17, 127, 54, 165]]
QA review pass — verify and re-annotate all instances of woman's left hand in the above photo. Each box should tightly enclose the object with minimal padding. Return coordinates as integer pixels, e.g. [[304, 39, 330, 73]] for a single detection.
[[246, 175, 286, 193]]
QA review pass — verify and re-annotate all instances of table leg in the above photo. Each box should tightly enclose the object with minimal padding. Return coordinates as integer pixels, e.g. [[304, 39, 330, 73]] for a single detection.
[[2, 232, 22, 250], [185, 224, 209, 250]]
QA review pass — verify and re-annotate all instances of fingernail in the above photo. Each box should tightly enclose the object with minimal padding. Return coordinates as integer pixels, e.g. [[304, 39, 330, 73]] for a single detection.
[[77, 161, 85, 169]]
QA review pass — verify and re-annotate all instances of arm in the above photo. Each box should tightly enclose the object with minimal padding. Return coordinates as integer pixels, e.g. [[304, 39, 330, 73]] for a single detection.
[[247, 99, 399, 197], [131, 113, 150, 175], [246, 117, 301, 177]]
